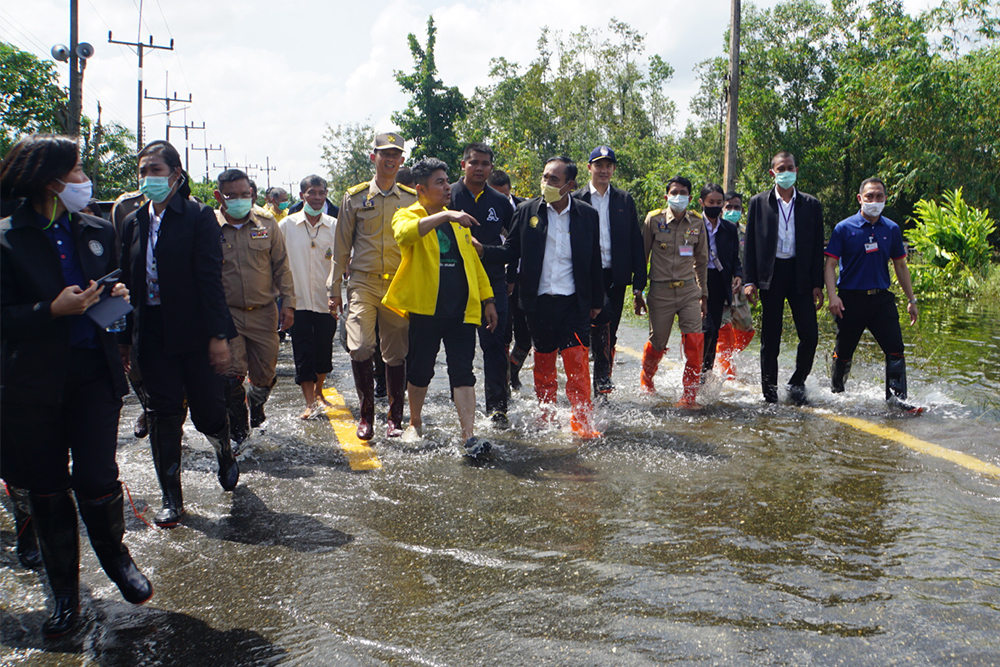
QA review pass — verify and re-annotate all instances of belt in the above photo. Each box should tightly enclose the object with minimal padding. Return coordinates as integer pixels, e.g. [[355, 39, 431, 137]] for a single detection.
[[352, 269, 395, 280], [841, 288, 888, 296], [653, 278, 696, 288], [232, 304, 266, 311]]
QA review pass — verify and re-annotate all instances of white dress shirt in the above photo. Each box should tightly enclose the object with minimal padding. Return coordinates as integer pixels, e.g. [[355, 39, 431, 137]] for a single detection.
[[538, 198, 576, 296], [145, 201, 162, 305], [775, 187, 797, 259], [279, 210, 337, 314], [704, 214, 721, 270], [589, 182, 612, 269]]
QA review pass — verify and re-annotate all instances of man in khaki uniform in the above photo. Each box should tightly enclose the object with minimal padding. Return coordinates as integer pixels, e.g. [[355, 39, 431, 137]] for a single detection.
[[639, 175, 708, 408], [328, 133, 416, 440], [214, 169, 296, 444]]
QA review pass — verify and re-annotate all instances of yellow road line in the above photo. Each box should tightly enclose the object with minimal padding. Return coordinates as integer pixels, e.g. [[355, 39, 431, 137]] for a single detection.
[[816, 412, 1000, 477], [320, 386, 381, 471], [620, 344, 998, 477]]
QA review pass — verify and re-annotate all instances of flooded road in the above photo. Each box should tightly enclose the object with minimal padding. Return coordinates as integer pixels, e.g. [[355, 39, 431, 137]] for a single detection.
[[3, 299, 999, 666]]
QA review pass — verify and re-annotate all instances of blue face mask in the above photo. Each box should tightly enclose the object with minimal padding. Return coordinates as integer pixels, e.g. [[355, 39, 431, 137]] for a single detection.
[[225, 197, 253, 220], [278, 201, 290, 211], [303, 201, 324, 217], [722, 210, 742, 224], [140, 175, 176, 203], [774, 170, 797, 189]]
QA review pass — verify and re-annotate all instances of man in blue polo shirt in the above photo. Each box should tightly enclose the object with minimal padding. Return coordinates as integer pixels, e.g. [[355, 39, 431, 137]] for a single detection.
[[824, 177, 919, 408]]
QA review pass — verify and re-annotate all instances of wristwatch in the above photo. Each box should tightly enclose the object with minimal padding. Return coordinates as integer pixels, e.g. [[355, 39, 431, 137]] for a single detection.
[[908, 297, 918, 304], [214, 333, 228, 340]]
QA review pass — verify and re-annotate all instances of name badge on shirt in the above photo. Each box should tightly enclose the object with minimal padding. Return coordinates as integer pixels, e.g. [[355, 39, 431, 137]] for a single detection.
[[148, 278, 160, 301], [865, 236, 879, 254], [250, 228, 269, 239], [325, 247, 333, 260], [362, 196, 376, 210], [658, 221, 668, 232], [679, 245, 694, 257]]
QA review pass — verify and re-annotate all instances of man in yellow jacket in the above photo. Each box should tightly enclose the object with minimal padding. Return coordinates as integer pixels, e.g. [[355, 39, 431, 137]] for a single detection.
[[383, 158, 498, 458]]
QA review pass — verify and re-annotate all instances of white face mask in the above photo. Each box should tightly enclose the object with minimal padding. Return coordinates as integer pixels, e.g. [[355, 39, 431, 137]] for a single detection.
[[861, 201, 885, 217], [667, 194, 689, 212], [55, 178, 94, 213]]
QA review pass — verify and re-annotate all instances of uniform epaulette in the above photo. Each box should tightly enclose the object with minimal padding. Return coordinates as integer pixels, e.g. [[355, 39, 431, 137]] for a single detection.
[[648, 208, 663, 218], [347, 182, 369, 196], [397, 184, 417, 195], [254, 205, 275, 219], [114, 190, 142, 202]]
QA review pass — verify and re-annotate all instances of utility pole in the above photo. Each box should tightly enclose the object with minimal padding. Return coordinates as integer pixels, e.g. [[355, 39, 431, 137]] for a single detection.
[[166, 119, 205, 172], [108, 27, 174, 149], [91, 102, 104, 189], [260, 157, 278, 190], [192, 142, 222, 182], [145, 75, 192, 142], [68, 0, 80, 136], [722, 0, 742, 194]]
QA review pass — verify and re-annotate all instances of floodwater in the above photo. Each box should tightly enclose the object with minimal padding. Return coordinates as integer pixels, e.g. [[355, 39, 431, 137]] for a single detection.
[[3, 299, 999, 666]]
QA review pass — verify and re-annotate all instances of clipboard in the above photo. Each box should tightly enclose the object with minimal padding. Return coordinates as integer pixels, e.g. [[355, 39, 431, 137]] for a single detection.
[[85, 295, 134, 329]]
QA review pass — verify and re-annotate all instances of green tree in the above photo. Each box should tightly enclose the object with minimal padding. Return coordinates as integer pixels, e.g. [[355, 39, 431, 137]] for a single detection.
[[1, 42, 68, 156], [79, 116, 137, 200], [321, 121, 377, 204], [392, 16, 467, 171]]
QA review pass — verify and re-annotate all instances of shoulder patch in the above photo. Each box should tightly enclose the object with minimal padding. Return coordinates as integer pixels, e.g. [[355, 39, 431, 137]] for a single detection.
[[397, 184, 417, 195], [648, 209, 663, 218], [347, 182, 369, 196], [114, 190, 142, 203]]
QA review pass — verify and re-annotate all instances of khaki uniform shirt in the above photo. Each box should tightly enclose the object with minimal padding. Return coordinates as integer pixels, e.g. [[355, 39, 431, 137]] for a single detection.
[[328, 178, 417, 296], [216, 209, 296, 309], [643, 207, 709, 298]]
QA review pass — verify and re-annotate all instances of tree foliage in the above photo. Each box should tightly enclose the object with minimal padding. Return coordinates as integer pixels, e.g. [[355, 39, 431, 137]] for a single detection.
[[79, 116, 137, 201], [1, 42, 68, 156], [392, 16, 467, 172], [321, 121, 377, 204]]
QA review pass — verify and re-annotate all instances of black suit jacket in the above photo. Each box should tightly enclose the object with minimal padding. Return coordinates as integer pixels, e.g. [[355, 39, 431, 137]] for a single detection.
[[705, 216, 743, 304], [1, 202, 128, 404], [486, 197, 604, 314], [572, 185, 647, 291], [744, 189, 824, 293], [120, 192, 231, 356], [288, 198, 340, 218]]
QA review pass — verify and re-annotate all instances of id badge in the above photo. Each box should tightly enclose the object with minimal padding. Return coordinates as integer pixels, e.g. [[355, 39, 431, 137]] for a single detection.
[[865, 236, 879, 254], [148, 278, 160, 301], [679, 245, 694, 257]]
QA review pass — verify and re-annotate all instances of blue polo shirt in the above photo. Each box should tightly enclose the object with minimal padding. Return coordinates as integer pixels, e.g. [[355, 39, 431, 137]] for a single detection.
[[824, 212, 906, 291], [38, 211, 101, 348]]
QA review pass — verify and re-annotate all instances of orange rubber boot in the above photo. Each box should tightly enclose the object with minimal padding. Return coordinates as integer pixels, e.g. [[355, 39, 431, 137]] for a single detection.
[[733, 327, 755, 353], [640, 341, 665, 393], [716, 323, 737, 380], [561, 346, 601, 439], [677, 332, 704, 409], [533, 351, 559, 424]]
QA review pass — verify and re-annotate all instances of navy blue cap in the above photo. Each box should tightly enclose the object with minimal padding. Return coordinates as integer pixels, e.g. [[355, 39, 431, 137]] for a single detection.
[[588, 146, 616, 163]]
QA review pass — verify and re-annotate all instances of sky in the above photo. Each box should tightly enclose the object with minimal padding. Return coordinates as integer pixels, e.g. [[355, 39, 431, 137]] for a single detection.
[[4, 0, 934, 194]]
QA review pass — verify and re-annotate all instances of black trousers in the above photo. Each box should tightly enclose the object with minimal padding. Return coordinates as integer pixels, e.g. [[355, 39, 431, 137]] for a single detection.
[[290, 309, 337, 385], [833, 290, 904, 362], [590, 270, 626, 346], [526, 294, 591, 354], [505, 281, 532, 353], [138, 306, 226, 434], [406, 314, 477, 388], [477, 278, 509, 412], [0, 348, 122, 497], [703, 269, 730, 370], [759, 258, 818, 393]]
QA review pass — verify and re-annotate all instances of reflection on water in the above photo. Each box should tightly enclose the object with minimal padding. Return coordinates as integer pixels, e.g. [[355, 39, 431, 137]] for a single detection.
[[2, 297, 998, 665]]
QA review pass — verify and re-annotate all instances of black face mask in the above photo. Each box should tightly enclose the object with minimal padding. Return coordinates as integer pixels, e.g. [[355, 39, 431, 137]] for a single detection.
[[704, 206, 723, 220]]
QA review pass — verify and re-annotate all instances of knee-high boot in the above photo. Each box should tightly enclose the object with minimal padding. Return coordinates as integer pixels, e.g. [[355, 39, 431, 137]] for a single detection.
[[28, 490, 79, 638], [205, 419, 239, 491], [715, 323, 737, 380], [831, 353, 852, 393], [562, 346, 602, 439], [533, 350, 558, 423], [247, 383, 272, 428], [6, 483, 42, 568], [76, 485, 153, 605], [509, 346, 529, 391], [147, 411, 184, 528], [385, 362, 406, 438], [351, 358, 376, 440], [225, 378, 250, 446], [591, 322, 614, 396], [640, 341, 665, 393], [677, 333, 704, 409], [886, 354, 908, 402]]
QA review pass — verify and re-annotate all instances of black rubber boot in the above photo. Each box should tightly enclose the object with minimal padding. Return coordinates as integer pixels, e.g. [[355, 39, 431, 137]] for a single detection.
[[225, 378, 250, 446], [76, 485, 153, 605], [6, 483, 43, 568], [28, 491, 79, 638], [385, 362, 406, 438], [205, 420, 239, 492], [886, 355, 908, 402], [591, 322, 614, 396], [351, 358, 376, 440], [831, 354, 852, 393], [130, 376, 150, 439], [247, 384, 272, 429], [509, 346, 528, 391], [148, 411, 184, 528]]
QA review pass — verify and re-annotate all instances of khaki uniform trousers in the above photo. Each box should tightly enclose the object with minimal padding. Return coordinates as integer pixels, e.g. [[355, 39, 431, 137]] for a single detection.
[[227, 305, 280, 387], [345, 271, 408, 365], [647, 280, 702, 351]]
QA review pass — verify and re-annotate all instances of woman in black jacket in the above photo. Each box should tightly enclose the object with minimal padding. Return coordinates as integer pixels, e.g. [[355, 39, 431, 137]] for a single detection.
[[0, 134, 153, 638], [118, 140, 238, 529]]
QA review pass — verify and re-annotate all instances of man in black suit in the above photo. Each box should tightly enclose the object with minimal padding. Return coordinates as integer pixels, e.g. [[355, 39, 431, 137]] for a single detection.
[[698, 183, 743, 375], [744, 151, 825, 405], [572, 146, 646, 395], [488, 156, 604, 438]]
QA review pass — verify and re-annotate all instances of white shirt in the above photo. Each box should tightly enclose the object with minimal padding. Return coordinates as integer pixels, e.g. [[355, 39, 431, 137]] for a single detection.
[[775, 187, 797, 259], [704, 214, 721, 270], [279, 210, 337, 314], [145, 201, 162, 305], [538, 198, 576, 296], [589, 182, 612, 269]]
